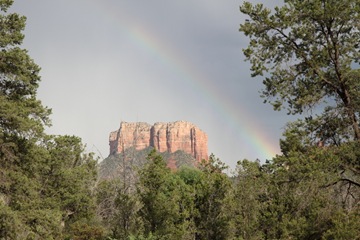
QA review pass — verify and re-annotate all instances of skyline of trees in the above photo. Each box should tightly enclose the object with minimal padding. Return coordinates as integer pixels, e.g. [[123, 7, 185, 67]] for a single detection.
[[0, 0, 359, 239]]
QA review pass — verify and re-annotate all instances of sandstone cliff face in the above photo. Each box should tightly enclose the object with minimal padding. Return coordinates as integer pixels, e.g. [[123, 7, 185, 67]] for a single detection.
[[109, 121, 208, 161]]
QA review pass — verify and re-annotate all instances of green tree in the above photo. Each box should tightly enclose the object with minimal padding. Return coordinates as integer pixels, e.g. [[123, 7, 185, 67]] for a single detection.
[[248, 125, 359, 239], [136, 149, 172, 238], [111, 181, 140, 239], [42, 135, 98, 231], [239, 3, 360, 237], [240, 0, 360, 142], [0, 1, 100, 238], [194, 154, 232, 240], [175, 166, 203, 238], [0, 0, 50, 142], [136, 149, 193, 239], [0, 0, 55, 238], [232, 159, 268, 240]]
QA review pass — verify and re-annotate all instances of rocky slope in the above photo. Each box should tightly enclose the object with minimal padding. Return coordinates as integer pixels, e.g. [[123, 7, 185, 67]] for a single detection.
[[109, 121, 208, 162]]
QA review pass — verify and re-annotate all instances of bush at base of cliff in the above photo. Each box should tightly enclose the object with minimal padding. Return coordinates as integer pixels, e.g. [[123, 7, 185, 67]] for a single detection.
[[65, 221, 106, 240]]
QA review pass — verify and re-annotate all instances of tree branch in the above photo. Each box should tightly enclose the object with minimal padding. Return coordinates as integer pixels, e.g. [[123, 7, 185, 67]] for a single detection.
[[272, 26, 339, 92], [322, 178, 360, 188]]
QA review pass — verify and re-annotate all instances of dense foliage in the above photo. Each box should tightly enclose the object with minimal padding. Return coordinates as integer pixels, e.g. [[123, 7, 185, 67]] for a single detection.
[[1, 0, 359, 239], [0, 1, 99, 239], [96, 148, 359, 239], [240, 0, 360, 143], [237, 0, 360, 238]]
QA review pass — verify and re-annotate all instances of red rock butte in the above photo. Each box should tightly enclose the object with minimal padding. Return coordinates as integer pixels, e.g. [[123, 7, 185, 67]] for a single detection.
[[109, 121, 208, 162]]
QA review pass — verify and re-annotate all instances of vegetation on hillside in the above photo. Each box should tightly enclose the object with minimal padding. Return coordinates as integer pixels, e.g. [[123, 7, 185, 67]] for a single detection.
[[99, 146, 197, 180], [0, 0, 359, 239]]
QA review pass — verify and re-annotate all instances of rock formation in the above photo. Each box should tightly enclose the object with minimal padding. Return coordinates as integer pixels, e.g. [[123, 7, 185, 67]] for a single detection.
[[109, 121, 208, 162]]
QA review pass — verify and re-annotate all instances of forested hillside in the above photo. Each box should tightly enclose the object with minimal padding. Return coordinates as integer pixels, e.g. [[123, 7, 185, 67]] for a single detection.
[[0, 0, 359, 239]]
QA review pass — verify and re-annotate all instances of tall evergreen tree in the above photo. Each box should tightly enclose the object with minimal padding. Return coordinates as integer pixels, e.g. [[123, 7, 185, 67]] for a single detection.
[[136, 149, 194, 239], [0, 0, 53, 238], [0, 1, 100, 238], [194, 155, 232, 240], [239, 1, 360, 238], [240, 0, 360, 143], [232, 159, 268, 240]]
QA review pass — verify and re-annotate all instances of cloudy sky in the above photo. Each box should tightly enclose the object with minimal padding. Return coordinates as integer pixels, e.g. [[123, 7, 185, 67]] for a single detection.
[[12, 0, 291, 169]]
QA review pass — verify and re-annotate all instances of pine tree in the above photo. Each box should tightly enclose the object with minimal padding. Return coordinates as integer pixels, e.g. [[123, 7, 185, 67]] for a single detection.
[[0, 1, 100, 238]]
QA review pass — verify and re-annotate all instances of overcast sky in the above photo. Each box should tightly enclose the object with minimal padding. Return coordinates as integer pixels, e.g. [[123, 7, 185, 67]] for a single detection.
[[12, 0, 291, 169]]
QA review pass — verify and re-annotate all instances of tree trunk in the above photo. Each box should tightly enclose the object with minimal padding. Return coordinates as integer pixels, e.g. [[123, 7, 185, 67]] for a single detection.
[[350, 110, 360, 141], [342, 88, 360, 140]]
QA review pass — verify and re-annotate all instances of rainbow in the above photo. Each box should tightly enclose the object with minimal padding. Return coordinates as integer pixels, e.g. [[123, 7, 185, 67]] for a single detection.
[[92, 2, 280, 161]]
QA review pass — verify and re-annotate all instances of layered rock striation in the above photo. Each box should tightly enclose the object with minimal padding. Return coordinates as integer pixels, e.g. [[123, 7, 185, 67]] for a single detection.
[[109, 121, 208, 161]]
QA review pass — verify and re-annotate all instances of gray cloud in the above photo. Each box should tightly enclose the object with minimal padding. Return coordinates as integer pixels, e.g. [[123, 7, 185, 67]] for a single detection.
[[12, 0, 292, 169]]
